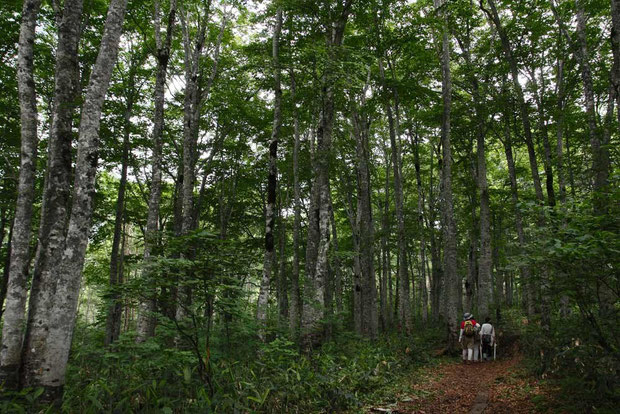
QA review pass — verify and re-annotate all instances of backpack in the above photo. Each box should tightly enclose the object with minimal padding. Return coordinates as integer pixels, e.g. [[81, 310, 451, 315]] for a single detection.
[[482, 333, 492, 344], [463, 320, 475, 337]]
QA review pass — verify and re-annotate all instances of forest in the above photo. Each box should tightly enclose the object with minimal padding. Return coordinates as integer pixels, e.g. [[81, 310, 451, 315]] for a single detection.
[[0, 0, 617, 412]]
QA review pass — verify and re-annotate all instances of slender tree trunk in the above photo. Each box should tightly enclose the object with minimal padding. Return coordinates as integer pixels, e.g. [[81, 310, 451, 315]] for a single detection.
[[576, 1, 610, 214], [475, 92, 492, 319], [352, 102, 377, 339], [105, 86, 134, 347], [381, 143, 392, 329], [501, 106, 535, 317], [0, 0, 42, 387], [329, 195, 343, 315], [289, 68, 301, 337], [612, 0, 620, 127], [556, 53, 567, 205], [426, 144, 440, 322], [379, 57, 410, 334], [277, 195, 289, 329], [0, 219, 13, 321], [257, 8, 283, 340], [341, 169, 361, 334], [530, 66, 556, 207], [412, 126, 428, 324], [436, 0, 458, 346], [176, 9, 206, 323], [19, 0, 127, 399], [136, 0, 177, 343]]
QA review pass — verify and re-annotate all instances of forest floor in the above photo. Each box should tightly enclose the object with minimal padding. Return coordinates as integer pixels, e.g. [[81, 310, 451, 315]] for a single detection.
[[365, 346, 561, 414]]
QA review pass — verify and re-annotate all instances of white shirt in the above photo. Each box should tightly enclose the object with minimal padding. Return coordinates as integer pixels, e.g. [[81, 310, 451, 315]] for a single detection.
[[480, 323, 495, 341]]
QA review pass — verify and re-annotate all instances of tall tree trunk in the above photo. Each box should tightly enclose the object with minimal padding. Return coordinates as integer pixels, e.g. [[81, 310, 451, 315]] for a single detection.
[[105, 82, 134, 347], [136, 0, 177, 343], [289, 68, 301, 337], [26, 0, 84, 374], [19, 0, 128, 399], [529, 66, 556, 207], [555, 52, 567, 205], [176, 8, 206, 323], [257, 8, 283, 340], [612, 0, 620, 127], [301, 1, 352, 349], [436, 0, 458, 345], [0, 219, 13, 321], [342, 174, 362, 335], [277, 194, 289, 330], [576, 1, 610, 214], [352, 101, 377, 339], [0, 0, 42, 387], [411, 126, 428, 324], [501, 104, 535, 317], [379, 57, 410, 334], [381, 143, 392, 329], [475, 91, 492, 319], [329, 195, 343, 315]]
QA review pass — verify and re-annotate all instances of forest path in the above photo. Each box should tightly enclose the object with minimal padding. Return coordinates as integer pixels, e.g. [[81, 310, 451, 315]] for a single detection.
[[368, 350, 551, 414]]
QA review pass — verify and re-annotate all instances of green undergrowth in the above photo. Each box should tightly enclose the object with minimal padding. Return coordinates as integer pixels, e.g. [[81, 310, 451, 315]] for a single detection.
[[1, 324, 444, 413]]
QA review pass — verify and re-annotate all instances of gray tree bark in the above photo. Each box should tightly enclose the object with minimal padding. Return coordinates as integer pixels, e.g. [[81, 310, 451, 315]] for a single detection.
[[0, 0, 42, 387], [257, 8, 283, 340], [277, 196, 289, 329], [555, 53, 567, 205], [289, 68, 301, 337], [105, 70, 136, 347], [329, 195, 343, 315], [475, 95, 492, 319], [412, 126, 428, 324], [435, 0, 458, 345], [27, 0, 84, 370], [378, 56, 411, 334], [136, 0, 177, 343], [612, 0, 620, 127], [19, 0, 128, 399], [301, 1, 352, 349], [576, 1, 610, 215], [381, 143, 392, 328], [351, 91, 377, 339], [501, 104, 535, 317]]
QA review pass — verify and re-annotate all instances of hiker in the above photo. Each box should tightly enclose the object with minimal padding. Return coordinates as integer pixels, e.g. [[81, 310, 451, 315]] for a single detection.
[[473, 319, 482, 362], [459, 313, 480, 363], [480, 317, 495, 361]]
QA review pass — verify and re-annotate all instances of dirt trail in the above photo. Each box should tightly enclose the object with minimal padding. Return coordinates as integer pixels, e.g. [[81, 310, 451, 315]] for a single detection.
[[369, 353, 553, 414]]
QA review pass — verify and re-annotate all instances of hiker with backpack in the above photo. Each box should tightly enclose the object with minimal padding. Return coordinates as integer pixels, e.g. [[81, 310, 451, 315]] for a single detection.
[[480, 317, 495, 361], [459, 313, 480, 364]]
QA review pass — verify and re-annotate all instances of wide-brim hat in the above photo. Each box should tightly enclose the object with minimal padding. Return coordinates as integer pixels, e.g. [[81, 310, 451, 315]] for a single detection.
[[463, 312, 472, 320]]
